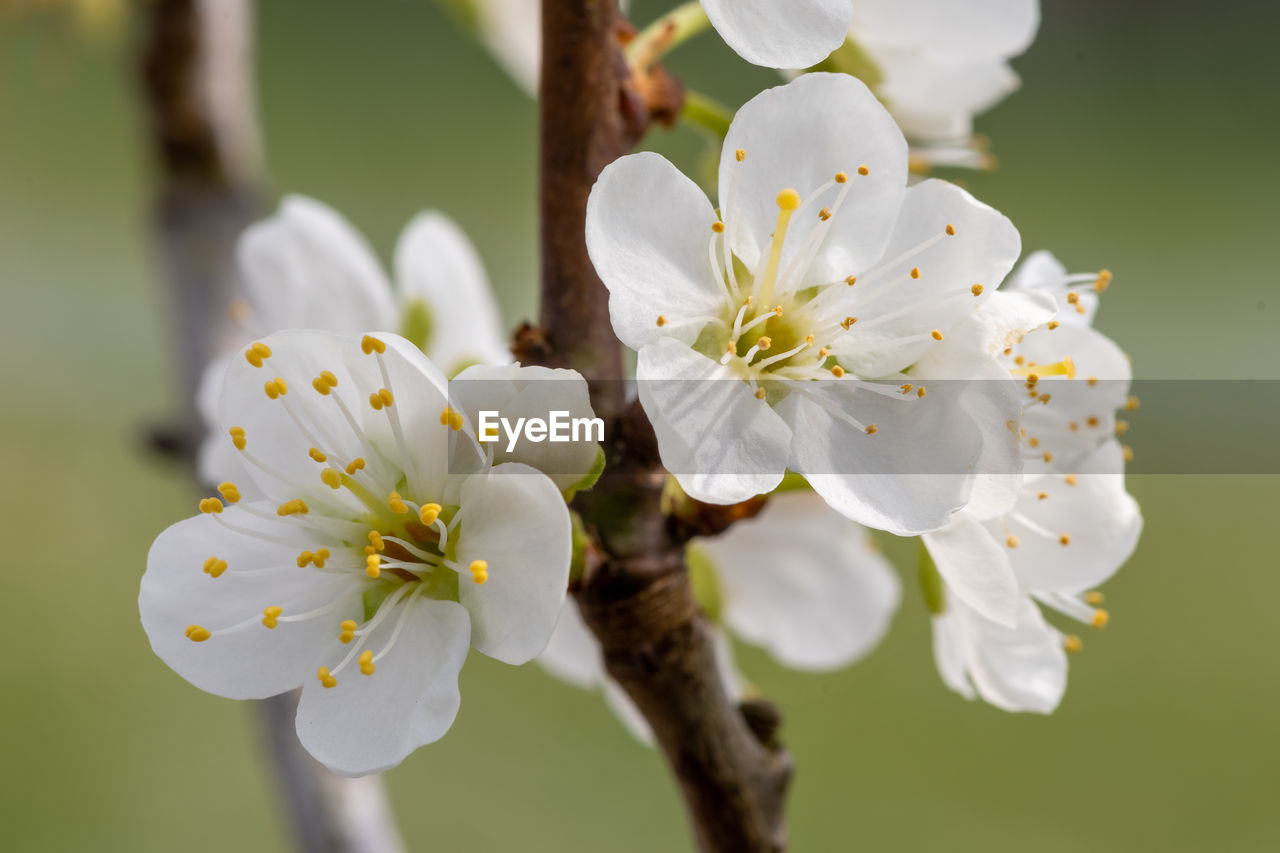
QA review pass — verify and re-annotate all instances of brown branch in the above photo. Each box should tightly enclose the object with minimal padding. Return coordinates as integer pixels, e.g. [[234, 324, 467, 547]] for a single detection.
[[537, 2, 792, 849], [138, 3, 404, 851]]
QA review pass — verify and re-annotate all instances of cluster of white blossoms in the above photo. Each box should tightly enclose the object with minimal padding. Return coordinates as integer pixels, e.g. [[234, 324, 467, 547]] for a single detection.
[[461, 0, 1037, 168], [140, 1, 1139, 777]]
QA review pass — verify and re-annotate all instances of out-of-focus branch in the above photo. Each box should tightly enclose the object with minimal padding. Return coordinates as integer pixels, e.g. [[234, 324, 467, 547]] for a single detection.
[[137, 3, 404, 851], [536, 2, 792, 850]]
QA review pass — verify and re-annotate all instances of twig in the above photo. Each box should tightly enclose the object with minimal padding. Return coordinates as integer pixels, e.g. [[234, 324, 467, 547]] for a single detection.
[[137, 3, 404, 851], [538, 2, 793, 849]]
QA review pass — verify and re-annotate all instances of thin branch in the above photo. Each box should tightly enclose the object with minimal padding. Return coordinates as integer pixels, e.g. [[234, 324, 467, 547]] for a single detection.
[[537, 2, 793, 849], [137, 3, 404, 851]]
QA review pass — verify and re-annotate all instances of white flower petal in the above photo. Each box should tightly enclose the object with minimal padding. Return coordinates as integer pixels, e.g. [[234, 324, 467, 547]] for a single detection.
[[1002, 441, 1142, 594], [851, 0, 1039, 63], [923, 512, 1019, 627], [874, 55, 1019, 141], [238, 195, 397, 334], [586, 152, 728, 350], [718, 74, 907, 286], [835, 179, 1021, 378], [140, 509, 361, 700], [933, 593, 1066, 714], [701, 492, 901, 670], [395, 211, 510, 373], [909, 289, 1057, 381], [702, 0, 853, 69], [637, 339, 792, 504], [295, 596, 470, 776], [781, 380, 984, 534], [451, 363, 600, 491], [456, 463, 572, 664], [537, 600, 605, 689]]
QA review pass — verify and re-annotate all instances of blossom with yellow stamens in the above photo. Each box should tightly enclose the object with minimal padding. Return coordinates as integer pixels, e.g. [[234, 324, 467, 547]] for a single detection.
[[141, 330, 572, 776]]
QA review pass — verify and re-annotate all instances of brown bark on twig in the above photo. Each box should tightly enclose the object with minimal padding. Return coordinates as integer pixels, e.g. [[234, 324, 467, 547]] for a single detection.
[[538, 2, 793, 850], [138, 3, 403, 851]]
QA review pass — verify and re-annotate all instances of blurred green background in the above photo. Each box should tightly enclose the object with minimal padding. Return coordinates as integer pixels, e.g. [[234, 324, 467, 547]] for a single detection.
[[2, 0, 1277, 850]]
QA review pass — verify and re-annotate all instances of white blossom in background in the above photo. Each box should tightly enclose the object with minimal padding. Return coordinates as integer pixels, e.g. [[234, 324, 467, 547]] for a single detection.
[[141, 330, 574, 775], [840, 0, 1041, 168], [586, 73, 1023, 534], [198, 195, 509, 493], [919, 252, 1142, 712], [460, 0, 852, 89], [539, 491, 900, 739]]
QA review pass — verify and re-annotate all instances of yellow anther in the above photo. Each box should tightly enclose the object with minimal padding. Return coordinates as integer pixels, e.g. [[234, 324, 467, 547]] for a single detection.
[[773, 305, 785, 316], [711, 222, 725, 234], [1084, 591, 1105, 605], [262, 606, 283, 629], [971, 284, 984, 297], [314, 548, 329, 568], [1067, 291, 1080, 305], [1059, 534, 1071, 546], [1048, 321, 1060, 330], [1116, 420, 1130, 435], [1094, 269, 1112, 292], [840, 316, 857, 330], [1122, 445, 1134, 463], [1037, 491, 1049, 501], [910, 267, 921, 279], [930, 329, 943, 341], [440, 407, 465, 430], [735, 148, 745, 162], [469, 559, 489, 584], [308, 448, 327, 463], [1063, 635, 1083, 654], [1029, 437, 1040, 448], [834, 171, 848, 183], [1006, 535, 1020, 549], [819, 207, 832, 221], [1125, 395, 1140, 411], [263, 377, 288, 399], [366, 554, 381, 578], [368, 530, 385, 551], [361, 335, 386, 354], [817, 347, 829, 358], [202, 557, 228, 578], [297, 551, 314, 568], [185, 624, 211, 643], [320, 370, 338, 388], [369, 392, 384, 411], [1086, 416, 1099, 428], [775, 188, 801, 211], [917, 386, 926, 398], [365, 545, 375, 555], [245, 342, 273, 367], [831, 365, 846, 378], [312, 377, 332, 395], [339, 619, 358, 644], [320, 468, 341, 489], [230, 426, 247, 450], [276, 499, 309, 517], [359, 649, 376, 676], [317, 667, 337, 688], [857, 164, 870, 176], [756, 336, 772, 351], [199, 497, 223, 514], [1069, 421, 1080, 432], [1027, 374, 1040, 386], [419, 503, 442, 525], [1086, 376, 1099, 387], [865, 424, 878, 435], [945, 223, 956, 236], [845, 275, 857, 286], [377, 388, 394, 407], [900, 384, 914, 395], [1065, 474, 1078, 486], [217, 482, 241, 503], [1091, 609, 1110, 629], [387, 491, 408, 514], [754, 388, 767, 400], [1043, 451, 1054, 463], [346, 457, 365, 475], [725, 341, 738, 356], [656, 314, 667, 327], [1014, 356, 1026, 366]]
